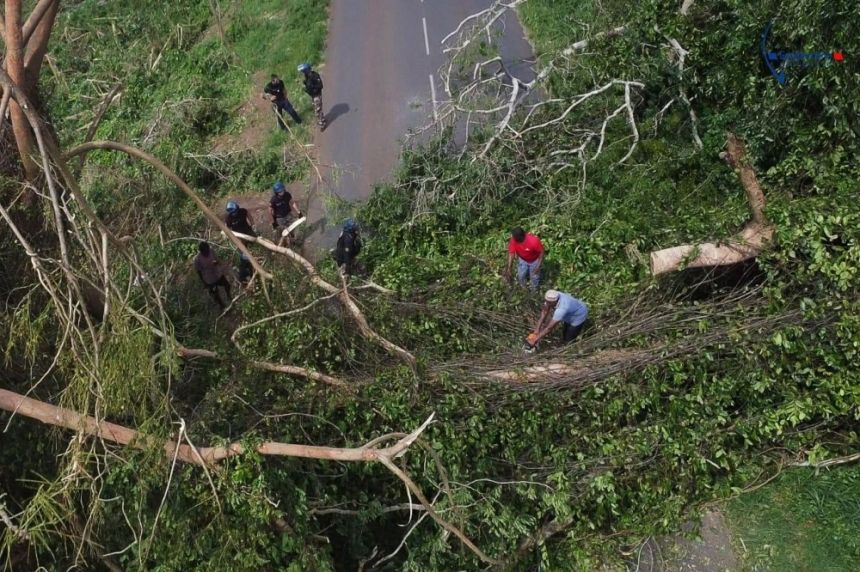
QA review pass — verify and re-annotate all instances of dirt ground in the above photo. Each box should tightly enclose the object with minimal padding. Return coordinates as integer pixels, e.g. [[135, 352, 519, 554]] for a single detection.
[[629, 510, 739, 572], [211, 71, 274, 154]]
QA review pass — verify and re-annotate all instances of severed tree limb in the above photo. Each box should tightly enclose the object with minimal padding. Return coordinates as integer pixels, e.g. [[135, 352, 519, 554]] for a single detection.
[[232, 232, 417, 366], [0, 386, 433, 465], [63, 140, 271, 280], [650, 134, 772, 275], [173, 340, 350, 390], [0, 390, 495, 562]]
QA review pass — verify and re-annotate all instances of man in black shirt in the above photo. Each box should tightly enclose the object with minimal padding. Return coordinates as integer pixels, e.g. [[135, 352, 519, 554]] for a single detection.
[[333, 219, 362, 275], [263, 74, 301, 130], [297, 63, 326, 130], [225, 201, 255, 236], [269, 181, 303, 236]]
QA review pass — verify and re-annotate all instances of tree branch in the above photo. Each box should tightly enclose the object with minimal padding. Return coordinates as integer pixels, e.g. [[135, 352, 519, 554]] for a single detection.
[[649, 133, 772, 275], [0, 391, 493, 562], [63, 140, 271, 280], [232, 232, 417, 366]]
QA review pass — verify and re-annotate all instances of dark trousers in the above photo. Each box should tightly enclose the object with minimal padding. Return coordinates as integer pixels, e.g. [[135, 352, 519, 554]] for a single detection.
[[561, 321, 584, 343], [238, 259, 253, 286], [205, 276, 231, 308], [273, 99, 301, 128]]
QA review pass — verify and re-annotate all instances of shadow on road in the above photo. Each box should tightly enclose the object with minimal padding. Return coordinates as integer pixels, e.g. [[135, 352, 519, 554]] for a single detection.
[[326, 103, 350, 126]]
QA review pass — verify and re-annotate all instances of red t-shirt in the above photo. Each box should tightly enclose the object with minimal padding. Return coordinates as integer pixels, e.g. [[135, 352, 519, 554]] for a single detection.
[[508, 233, 544, 263]]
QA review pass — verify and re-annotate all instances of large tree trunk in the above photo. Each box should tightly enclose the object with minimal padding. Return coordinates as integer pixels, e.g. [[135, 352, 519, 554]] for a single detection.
[[4, 0, 39, 179], [650, 134, 773, 275]]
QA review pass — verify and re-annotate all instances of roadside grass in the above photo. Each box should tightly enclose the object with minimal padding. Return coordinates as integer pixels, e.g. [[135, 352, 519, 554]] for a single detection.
[[228, 0, 328, 122], [48, 0, 328, 208], [725, 465, 860, 571]]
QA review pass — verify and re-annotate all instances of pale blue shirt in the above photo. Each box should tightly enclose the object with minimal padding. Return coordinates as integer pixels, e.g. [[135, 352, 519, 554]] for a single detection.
[[552, 293, 588, 326]]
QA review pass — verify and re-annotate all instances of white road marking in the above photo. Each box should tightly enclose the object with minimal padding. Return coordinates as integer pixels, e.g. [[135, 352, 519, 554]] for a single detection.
[[422, 17, 430, 56], [429, 74, 438, 122]]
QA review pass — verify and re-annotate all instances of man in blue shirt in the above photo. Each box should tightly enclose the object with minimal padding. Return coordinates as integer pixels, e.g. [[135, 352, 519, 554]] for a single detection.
[[528, 289, 588, 349]]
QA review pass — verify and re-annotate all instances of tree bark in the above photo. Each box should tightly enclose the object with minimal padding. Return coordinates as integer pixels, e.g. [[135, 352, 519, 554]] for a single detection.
[[22, 0, 59, 92], [649, 134, 772, 275], [63, 140, 272, 280], [0, 387, 431, 466], [4, 0, 39, 179]]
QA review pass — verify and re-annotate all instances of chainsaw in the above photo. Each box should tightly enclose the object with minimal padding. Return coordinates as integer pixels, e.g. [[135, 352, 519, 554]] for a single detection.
[[523, 332, 538, 354]]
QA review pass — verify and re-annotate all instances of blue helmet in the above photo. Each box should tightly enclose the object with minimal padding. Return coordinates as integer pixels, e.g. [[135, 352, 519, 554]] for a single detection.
[[297, 63, 311, 73], [226, 201, 239, 213], [272, 181, 286, 194], [344, 218, 358, 231]]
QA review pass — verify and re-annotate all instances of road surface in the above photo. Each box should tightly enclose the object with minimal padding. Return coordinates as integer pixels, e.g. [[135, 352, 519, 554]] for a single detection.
[[302, 0, 535, 256]]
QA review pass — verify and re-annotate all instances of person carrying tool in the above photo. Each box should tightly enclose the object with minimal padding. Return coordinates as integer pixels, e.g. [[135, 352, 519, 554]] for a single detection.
[[225, 201, 256, 236], [194, 241, 231, 309], [333, 218, 362, 275], [263, 73, 302, 129], [505, 227, 544, 290], [526, 289, 588, 351], [269, 181, 303, 235], [297, 63, 326, 130]]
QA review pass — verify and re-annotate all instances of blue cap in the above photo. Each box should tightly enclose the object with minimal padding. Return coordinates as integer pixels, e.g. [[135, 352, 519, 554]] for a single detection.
[[273, 181, 286, 193], [297, 63, 311, 73], [226, 201, 239, 212], [344, 218, 358, 231]]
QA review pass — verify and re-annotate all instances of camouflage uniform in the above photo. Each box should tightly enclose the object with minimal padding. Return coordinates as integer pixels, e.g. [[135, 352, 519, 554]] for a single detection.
[[303, 69, 327, 129], [312, 95, 325, 127]]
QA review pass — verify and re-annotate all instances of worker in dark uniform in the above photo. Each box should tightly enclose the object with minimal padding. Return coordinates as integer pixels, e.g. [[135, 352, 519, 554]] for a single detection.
[[297, 63, 326, 130], [269, 181, 303, 235], [225, 201, 255, 237], [263, 73, 301, 129], [333, 218, 362, 275]]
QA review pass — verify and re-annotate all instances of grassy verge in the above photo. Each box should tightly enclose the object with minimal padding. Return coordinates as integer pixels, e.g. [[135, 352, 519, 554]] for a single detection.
[[726, 465, 860, 570], [47, 0, 329, 209]]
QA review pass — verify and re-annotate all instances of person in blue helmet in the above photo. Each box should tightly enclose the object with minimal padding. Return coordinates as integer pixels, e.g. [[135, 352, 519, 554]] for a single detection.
[[263, 73, 302, 130], [269, 181, 302, 233], [333, 218, 362, 275], [298, 63, 326, 130], [225, 200, 255, 236]]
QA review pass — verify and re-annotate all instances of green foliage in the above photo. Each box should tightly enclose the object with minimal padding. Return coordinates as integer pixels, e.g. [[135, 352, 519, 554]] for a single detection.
[[3, 0, 859, 570]]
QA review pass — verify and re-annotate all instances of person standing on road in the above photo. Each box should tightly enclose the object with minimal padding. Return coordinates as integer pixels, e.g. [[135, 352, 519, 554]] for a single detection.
[[333, 218, 362, 275], [194, 241, 231, 309], [269, 181, 303, 236], [505, 227, 544, 290], [225, 201, 256, 237], [263, 73, 302, 129], [298, 63, 326, 130], [527, 289, 589, 350]]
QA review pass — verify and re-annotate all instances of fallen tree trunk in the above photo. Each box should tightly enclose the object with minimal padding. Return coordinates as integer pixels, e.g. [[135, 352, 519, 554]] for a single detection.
[[0, 387, 430, 464], [0, 387, 496, 563], [650, 134, 773, 275]]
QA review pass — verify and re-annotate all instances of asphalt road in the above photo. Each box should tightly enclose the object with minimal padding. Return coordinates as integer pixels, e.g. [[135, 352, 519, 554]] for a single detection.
[[302, 0, 534, 255]]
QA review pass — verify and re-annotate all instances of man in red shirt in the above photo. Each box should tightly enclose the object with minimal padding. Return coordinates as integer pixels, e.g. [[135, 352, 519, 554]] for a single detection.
[[505, 227, 544, 290]]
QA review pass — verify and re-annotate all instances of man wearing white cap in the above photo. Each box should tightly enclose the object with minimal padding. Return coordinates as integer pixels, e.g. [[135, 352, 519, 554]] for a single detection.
[[527, 289, 589, 350]]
